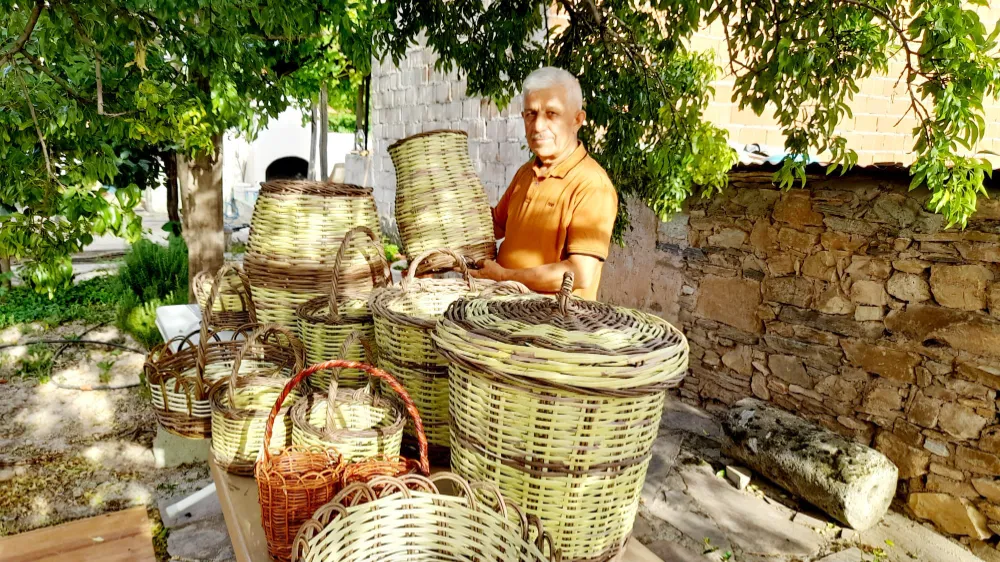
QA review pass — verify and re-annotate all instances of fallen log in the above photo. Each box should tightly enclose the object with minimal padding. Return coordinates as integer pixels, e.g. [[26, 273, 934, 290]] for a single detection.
[[723, 398, 898, 530]]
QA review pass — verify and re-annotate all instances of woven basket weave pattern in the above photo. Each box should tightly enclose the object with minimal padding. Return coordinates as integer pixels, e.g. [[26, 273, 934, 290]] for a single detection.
[[292, 472, 561, 562], [245, 180, 381, 329], [389, 130, 496, 274], [433, 273, 689, 562]]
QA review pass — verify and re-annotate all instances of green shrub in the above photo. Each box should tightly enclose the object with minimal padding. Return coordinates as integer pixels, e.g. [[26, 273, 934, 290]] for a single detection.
[[117, 235, 189, 303], [114, 235, 190, 348]]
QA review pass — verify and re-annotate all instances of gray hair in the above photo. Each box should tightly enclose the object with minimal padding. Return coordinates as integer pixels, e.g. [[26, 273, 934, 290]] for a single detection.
[[522, 67, 583, 111]]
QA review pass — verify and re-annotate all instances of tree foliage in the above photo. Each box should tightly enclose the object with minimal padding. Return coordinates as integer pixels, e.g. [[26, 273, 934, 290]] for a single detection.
[[0, 0, 370, 293], [376, 0, 1000, 237]]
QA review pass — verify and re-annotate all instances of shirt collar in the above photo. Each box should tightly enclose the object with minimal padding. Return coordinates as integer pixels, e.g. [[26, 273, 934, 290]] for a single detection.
[[533, 142, 588, 180]]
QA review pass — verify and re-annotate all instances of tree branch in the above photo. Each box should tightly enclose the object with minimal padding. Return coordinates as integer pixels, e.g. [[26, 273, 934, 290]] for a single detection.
[[18, 51, 86, 102], [0, 0, 44, 65], [14, 67, 57, 182]]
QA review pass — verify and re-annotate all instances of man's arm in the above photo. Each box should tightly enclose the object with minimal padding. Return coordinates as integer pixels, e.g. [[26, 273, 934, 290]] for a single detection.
[[472, 254, 602, 293], [491, 170, 517, 240]]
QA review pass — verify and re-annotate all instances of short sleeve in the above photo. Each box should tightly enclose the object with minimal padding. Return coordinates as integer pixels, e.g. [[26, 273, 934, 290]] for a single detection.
[[492, 165, 526, 240], [565, 178, 618, 260]]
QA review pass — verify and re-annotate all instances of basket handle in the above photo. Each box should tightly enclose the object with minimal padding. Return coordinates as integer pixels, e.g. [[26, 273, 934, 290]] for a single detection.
[[401, 248, 474, 292], [262, 360, 430, 475], [201, 263, 257, 335], [324, 331, 378, 425], [228, 323, 305, 404], [327, 226, 391, 322], [556, 271, 575, 316]]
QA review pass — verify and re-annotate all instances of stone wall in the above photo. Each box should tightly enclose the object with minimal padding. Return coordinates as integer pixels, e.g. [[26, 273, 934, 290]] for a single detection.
[[601, 170, 1000, 546]]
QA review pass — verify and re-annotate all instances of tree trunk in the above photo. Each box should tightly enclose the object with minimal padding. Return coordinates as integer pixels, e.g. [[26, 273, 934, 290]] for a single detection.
[[0, 256, 11, 290], [319, 83, 329, 180], [164, 151, 181, 234], [178, 134, 224, 302], [308, 101, 319, 180]]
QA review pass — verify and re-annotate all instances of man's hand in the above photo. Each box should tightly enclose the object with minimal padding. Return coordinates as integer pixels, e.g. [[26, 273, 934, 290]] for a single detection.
[[470, 259, 508, 282]]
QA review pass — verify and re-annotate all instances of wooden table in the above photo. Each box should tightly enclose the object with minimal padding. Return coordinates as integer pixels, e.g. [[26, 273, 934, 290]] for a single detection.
[[209, 457, 664, 562]]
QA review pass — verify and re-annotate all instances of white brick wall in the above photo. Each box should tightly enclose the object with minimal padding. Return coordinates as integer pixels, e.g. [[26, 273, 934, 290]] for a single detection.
[[363, 43, 532, 238]]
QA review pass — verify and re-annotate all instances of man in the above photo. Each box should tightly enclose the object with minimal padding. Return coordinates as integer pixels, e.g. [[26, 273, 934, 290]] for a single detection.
[[471, 67, 617, 300]]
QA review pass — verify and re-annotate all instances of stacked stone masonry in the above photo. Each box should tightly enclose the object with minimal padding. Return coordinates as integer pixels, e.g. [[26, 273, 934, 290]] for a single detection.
[[601, 170, 1000, 546]]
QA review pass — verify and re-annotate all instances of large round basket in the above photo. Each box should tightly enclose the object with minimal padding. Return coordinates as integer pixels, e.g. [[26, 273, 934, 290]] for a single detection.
[[433, 273, 689, 562], [192, 263, 256, 331], [290, 335, 407, 462], [257, 358, 429, 562], [293, 472, 562, 562], [245, 180, 381, 328], [210, 324, 307, 475], [296, 226, 389, 390], [143, 322, 298, 440], [388, 130, 496, 275], [368, 249, 528, 454]]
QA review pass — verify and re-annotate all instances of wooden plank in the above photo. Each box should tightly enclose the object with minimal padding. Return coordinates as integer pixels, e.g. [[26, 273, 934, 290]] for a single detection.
[[209, 456, 664, 562], [0, 507, 154, 562]]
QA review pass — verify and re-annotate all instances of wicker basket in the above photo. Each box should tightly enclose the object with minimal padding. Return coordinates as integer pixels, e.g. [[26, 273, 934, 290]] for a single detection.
[[257, 358, 429, 562], [369, 249, 528, 454], [193, 263, 256, 331], [388, 130, 496, 275], [289, 339, 407, 462], [296, 226, 389, 388], [292, 472, 562, 562], [245, 180, 381, 328], [210, 324, 307, 474], [433, 273, 689, 562], [144, 323, 298, 439]]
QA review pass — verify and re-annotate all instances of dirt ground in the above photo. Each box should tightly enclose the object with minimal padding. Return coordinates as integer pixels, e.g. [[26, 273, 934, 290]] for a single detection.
[[0, 321, 212, 559]]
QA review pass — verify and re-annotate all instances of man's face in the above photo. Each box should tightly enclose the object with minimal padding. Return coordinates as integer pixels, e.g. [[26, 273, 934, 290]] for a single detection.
[[522, 86, 585, 162]]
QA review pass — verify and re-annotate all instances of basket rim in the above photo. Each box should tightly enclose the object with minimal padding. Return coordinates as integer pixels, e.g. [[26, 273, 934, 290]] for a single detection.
[[387, 128, 470, 153], [258, 179, 372, 197], [291, 389, 405, 442]]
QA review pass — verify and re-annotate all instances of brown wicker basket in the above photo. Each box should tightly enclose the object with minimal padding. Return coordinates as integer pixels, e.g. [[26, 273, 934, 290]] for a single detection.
[[143, 322, 298, 439], [256, 359, 427, 562], [388, 130, 496, 275], [193, 263, 256, 331], [209, 324, 307, 474], [244, 180, 382, 328], [295, 226, 389, 387]]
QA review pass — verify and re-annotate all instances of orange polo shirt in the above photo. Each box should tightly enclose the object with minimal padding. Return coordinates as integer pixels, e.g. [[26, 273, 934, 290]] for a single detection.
[[492, 142, 618, 300]]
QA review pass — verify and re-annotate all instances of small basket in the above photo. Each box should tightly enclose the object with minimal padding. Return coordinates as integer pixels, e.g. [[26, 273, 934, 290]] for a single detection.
[[369, 249, 528, 453], [210, 324, 307, 474], [296, 226, 389, 388], [389, 130, 497, 275], [193, 263, 256, 331], [257, 359, 428, 562], [245, 180, 382, 328], [292, 472, 562, 562], [144, 322, 298, 439], [290, 333, 406, 461]]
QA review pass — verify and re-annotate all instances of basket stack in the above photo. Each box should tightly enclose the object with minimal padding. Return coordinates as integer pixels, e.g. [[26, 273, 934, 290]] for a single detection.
[[295, 226, 389, 391], [369, 249, 528, 457], [293, 472, 561, 562], [433, 273, 689, 562], [244, 180, 381, 329], [388, 130, 496, 275]]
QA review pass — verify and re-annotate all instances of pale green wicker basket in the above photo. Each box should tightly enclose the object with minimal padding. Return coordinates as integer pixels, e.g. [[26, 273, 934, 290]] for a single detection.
[[245, 180, 381, 330], [193, 263, 257, 331], [368, 249, 528, 452], [210, 324, 308, 475], [433, 273, 689, 562], [389, 130, 496, 275], [290, 332, 405, 461], [296, 226, 389, 390], [292, 472, 562, 562]]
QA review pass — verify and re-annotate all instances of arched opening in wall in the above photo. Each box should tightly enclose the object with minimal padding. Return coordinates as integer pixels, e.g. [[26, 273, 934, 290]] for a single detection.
[[265, 157, 309, 181]]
